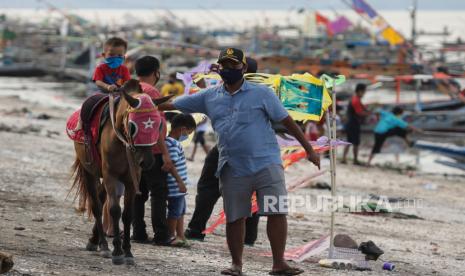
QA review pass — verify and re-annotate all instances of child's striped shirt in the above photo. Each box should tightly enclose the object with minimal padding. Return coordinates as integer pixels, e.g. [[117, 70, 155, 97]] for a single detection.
[[165, 137, 188, 197]]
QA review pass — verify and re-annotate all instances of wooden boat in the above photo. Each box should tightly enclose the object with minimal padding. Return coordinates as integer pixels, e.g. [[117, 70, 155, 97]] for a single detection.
[[415, 140, 465, 162], [403, 106, 465, 133]]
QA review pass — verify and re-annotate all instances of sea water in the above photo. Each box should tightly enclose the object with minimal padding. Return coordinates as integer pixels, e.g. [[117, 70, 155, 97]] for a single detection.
[[0, 9, 464, 46]]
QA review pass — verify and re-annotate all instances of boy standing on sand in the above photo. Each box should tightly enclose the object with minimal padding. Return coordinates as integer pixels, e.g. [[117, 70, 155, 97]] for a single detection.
[[165, 114, 196, 246], [131, 56, 176, 245]]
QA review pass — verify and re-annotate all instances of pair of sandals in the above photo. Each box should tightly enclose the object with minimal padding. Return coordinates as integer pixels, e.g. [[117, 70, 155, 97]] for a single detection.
[[221, 266, 304, 276]]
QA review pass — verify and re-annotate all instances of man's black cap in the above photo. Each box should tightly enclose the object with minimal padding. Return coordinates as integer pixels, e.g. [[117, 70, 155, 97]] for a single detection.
[[218, 48, 247, 64]]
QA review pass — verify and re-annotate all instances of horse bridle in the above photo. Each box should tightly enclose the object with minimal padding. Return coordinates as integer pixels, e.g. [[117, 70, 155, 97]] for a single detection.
[[108, 91, 156, 195]]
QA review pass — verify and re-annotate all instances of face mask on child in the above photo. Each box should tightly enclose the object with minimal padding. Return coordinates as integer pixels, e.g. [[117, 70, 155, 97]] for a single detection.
[[179, 134, 189, 142], [104, 56, 124, 69]]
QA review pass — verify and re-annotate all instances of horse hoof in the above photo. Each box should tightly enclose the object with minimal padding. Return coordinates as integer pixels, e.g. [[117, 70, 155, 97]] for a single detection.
[[100, 250, 111, 259], [112, 255, 125, 265], [85, 242, 98, 252], [125, 257, 135, 265]]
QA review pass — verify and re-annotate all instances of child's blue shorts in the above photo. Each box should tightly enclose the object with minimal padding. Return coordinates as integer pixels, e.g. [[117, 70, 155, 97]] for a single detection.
[[167, 196, 186, 219]]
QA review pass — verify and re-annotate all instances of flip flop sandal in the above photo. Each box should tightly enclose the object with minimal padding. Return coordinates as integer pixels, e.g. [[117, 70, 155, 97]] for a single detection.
[[154, 236, 177, 246], [269, 267, 304, 276], [172, 239, 191, 248], [221, 267, 243, 276]]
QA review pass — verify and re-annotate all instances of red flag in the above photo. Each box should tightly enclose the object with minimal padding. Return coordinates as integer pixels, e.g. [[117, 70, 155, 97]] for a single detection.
[[315, 12, 329, 25]]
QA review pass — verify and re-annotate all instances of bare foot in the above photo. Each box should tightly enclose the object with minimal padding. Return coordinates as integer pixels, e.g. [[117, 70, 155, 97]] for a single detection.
[[221, 264, 242, 276]]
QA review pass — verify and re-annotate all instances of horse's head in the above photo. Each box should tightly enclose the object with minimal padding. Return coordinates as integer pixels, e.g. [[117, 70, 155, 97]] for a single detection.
[[120, 79, 167, 171]]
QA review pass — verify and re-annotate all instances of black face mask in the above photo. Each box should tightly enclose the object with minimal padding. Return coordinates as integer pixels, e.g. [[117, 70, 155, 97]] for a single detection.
[[153, 72, 160, 86], [219, 68, 244, 85]]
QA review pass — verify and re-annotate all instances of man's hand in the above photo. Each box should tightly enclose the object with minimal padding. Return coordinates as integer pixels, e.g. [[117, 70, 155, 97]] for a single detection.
[[307, 150, 320, 170], [162, 154, 174, 172]]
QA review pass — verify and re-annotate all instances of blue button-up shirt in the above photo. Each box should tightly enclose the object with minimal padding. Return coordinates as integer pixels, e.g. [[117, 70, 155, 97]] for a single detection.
[[173, 80, 289, 177]]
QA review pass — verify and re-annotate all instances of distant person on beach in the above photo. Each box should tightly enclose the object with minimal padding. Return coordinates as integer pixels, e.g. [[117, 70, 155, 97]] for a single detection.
[[342, 83, 370, 165], [187, 115, 210, 161], [187, 76, 211, 161], [184, 57, 261, 247], [161, 72, 185, 98], [165, 113, 196, 247], [367, 106, 422, 166], [73, 37, 131, 132], [159, 48, 319, 276], [460, 89, 465, 102]]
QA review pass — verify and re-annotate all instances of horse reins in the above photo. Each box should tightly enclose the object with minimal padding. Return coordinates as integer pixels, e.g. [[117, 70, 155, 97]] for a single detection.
[[108, 92, 141, 195]]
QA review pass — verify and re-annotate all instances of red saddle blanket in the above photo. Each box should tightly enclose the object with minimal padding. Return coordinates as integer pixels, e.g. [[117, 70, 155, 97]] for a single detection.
[[66, 103, 106, 144]]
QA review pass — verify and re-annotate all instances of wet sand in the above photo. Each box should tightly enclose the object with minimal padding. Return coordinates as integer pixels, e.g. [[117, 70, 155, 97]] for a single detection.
[[0, 94, 464, 276]]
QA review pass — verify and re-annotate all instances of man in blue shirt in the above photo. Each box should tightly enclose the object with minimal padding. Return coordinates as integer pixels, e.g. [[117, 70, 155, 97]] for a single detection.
[[368, 106, 422, 166], [184, 57, 263, 246], [160, 48, 319, 276]]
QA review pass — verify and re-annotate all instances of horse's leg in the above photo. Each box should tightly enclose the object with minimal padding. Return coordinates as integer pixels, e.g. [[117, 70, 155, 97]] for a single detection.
[[82, 170, 109, 257], [105, 175, 124, 265], [121, 179, 135, 265], [97, 186, 111, 258], [86, 221, 99, 251]]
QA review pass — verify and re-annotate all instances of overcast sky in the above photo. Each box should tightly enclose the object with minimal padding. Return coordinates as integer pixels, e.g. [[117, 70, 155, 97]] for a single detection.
[[1, 0, 464, 10]]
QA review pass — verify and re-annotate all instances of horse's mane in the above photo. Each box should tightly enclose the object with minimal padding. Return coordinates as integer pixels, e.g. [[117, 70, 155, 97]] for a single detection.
[[121, 79, 143, 95]]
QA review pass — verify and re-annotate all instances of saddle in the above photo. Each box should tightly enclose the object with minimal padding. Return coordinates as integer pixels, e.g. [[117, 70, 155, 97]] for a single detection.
[[66, 94, 119, 164]]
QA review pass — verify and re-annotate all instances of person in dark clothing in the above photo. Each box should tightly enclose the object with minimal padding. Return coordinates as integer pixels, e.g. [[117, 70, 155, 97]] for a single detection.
[[131, 56, 175, 245], [342, 83, 370, 165], [184, 57, 260, 245]]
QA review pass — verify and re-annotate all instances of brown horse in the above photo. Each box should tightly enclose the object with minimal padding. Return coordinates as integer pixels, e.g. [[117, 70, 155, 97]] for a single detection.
[[71, 79, 166, 265]]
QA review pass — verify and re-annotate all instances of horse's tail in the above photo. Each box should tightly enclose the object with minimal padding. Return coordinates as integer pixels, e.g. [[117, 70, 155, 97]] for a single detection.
[[70, 158, 93, 218]]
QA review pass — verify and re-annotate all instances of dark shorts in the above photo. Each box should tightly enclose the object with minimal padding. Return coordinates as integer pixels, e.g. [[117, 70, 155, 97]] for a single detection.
[[167, 196, 186, 219], [345, 123, 361, 146], [194, 131, 206, 145], [372, 127, 408, 154]]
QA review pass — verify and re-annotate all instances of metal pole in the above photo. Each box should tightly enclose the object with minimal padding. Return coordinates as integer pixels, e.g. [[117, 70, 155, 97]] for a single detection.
[[410, 0, 417, 47], [415, 78, 422, 112], [328, 78, 337, 258]]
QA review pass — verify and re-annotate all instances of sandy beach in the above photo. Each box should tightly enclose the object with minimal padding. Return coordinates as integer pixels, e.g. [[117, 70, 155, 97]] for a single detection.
[[0, 93, 464, 276]]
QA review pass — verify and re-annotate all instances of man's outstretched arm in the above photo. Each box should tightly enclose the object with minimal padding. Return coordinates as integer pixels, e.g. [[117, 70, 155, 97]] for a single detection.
[[158, 102, 176, 112], [281, 116, 320, 169], [158, 91, 207, 114]]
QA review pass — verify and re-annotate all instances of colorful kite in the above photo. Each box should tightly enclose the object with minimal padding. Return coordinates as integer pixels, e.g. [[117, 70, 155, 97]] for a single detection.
[[186, 72, 345, 122], [351, 0, 405, 45]]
